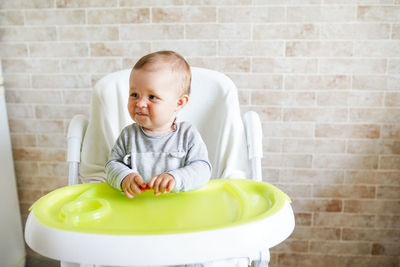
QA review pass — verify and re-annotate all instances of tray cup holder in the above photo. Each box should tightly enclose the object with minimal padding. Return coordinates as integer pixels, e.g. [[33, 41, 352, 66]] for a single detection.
[[60, 198, 110, 226]]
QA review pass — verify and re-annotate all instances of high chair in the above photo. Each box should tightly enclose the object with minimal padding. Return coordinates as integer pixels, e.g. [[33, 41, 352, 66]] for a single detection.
[[25, 67, 294, 267]]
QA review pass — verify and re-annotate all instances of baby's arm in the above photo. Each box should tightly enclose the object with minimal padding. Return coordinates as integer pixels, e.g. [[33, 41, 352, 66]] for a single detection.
[[105, 126, 137, 191], [167, 129, 211, 192]]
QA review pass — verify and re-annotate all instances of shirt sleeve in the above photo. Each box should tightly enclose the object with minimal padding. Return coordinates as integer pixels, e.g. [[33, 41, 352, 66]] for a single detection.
[[105, 126, 136, 191], [167, 126, 212, 192]]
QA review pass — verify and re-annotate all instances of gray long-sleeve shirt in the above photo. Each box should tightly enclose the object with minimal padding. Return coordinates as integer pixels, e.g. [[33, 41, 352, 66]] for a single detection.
[[105, 121, 212, 192]]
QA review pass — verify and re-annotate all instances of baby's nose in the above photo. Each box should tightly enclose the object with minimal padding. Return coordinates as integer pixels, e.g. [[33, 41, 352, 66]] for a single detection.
[[136, 98, 147, 107]]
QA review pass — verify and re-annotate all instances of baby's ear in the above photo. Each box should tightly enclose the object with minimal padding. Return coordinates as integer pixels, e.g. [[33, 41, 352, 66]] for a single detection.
[[176, 94, 189, 110]]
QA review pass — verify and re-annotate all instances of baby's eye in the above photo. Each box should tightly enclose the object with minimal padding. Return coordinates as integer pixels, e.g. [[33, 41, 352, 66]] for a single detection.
[[130, 92, 138, 98], [149, 95, 158, 100]]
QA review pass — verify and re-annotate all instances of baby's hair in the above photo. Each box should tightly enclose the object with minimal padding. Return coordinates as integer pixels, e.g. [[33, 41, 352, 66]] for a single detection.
[[133, 50, 191, 95]]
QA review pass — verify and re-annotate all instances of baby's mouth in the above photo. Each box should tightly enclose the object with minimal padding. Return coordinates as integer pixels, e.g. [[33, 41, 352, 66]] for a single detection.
[[135, 111, 148, 116]]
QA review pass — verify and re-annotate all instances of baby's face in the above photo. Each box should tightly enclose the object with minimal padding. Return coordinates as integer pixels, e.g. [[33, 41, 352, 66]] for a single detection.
[[128, 67, 187, 135]]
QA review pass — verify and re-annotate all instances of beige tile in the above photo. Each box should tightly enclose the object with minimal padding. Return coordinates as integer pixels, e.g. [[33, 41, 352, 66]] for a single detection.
[[344, 199, 400, 214], [287, 6, 355, 22], [293, 199, 343, 212], [0, 0, 54, 9], [39, 162, 68, 177], [185, 23, 251, 40], [6, 104, 34, 119], [280, 169, 344, 184], [294, 213, 312, 227], [8, 119, 38, 133], [343, 228, 399, 242], [310, 241, 371, 255], [90, 42, 150, 57], [278, 253, 342, 267], [291, 226, 341, 241], [375, 215, 400, 228], [377, 185, 400, 199], [251, 91, 315, 106], [388, 75, 400, 90], [352, 75, 387, 90], [6, 89, 62, 104], [120, 24, 184, 40], [152, 7, 216, 23], [35, 105, 89, 120], [380, 156, 400, 169], [372, 243, 400, 256], [378, 139, 400, 155], [319, 59, 386, 74], [348, 91, 384, 107], [119, 0, 184, 6], [275, 183, 312, 198], [385, 92, 400, 107], [285, 75, 351, 90], [151, 41, 217, 56], [25, 10, 85, 25], [88, 8, 150, 24], [284, 108, 347, 122], [393, 24, 400, 39], [283, 139, 345, 153], [345, 170, 400, 185], [286, 41, 353, 57], [322, 23, 391, 39], [313, 155, 378, 169], [253, 24, 320, 40], [313, 184, 376, 198], [382, 124, 400, 139], [354, 41, 400, 57], [11, 134, 37, 148], [273, 239, 309, 252], [37, 134, 66, 148], [219, 41, 284, 57], [62, 90, 91, 105], [14, 161, 39, 177], [388, 59, 400, 74], [0, 10, 24, 25], [13, 148, 66, 162], [57, 0, 118, 7], [229, 74, 282, 90], [29, 43, 88, 57], [60, 59, 122, 73], [350, 108, 400, 123], [203, 0, 253, 5], [32, 74, 91, 88], [314, 213, 375, 227], [218, 6, 285, 23], [253, 58, 318, 73], [358, 6, 400, 21], [261, 154, 313, 168], [3, 73, 31, 89], [35, 120, 66, 134], [0, 43, 28, 57], [2, 59, 60, 73], [59, 26, 118, 41], [262, 122, 315, 137], [0, 27, 56, 41], [347, 140, 378, 154]]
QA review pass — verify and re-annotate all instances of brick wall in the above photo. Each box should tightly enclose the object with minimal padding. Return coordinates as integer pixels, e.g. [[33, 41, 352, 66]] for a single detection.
[[1, 0, 399, 266]]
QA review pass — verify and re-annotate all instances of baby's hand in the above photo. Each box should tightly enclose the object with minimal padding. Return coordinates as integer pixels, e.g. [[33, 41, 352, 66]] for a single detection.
[[121, 173, 146, 199], [149, 173, 176, 196]]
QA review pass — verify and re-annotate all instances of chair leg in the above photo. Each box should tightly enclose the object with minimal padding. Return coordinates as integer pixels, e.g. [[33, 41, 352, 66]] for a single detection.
[[252, 249, 270, 267]]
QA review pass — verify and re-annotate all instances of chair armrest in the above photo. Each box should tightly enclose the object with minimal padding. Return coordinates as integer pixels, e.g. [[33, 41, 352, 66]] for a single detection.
[[67, 115, 88, 185], [67, 114, 88, 163], [243, 111, 263, 181]]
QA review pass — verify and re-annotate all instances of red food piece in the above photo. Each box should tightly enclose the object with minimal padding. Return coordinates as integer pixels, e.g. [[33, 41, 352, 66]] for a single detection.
[[140, 184, 151, 191]]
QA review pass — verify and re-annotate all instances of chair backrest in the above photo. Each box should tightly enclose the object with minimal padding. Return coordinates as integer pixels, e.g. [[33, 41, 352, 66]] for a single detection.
[[80, 67, 250, 182]]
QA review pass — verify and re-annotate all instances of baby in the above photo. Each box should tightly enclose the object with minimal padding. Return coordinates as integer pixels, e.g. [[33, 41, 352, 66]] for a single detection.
[[105, 51, 212, 198]]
